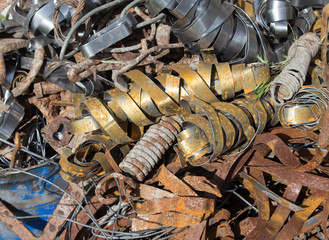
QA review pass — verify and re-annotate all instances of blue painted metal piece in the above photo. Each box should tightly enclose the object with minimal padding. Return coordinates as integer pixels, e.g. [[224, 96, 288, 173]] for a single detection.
[[0, 163, 68, 239]]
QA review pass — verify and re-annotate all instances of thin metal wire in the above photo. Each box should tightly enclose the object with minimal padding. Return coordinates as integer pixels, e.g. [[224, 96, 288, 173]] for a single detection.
[[0, 168, 187, 239], [81, 180, 109, 240], [111, 178, 122, 239], [0, 168, 101, 229], [224, 184, 259, 213], [0, 136, 59, 165], [152, 226, 177, 240], [121, 0, 144, 17], [91, 226, 175, 239], [67, 178, 100, 240], [316, 227, 325, 240], [135, 13, 166, 29]]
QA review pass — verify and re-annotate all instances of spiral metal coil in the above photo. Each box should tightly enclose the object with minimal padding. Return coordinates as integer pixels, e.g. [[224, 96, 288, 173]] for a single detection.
[[256, 0, 297, 38], [72, 60, 270, 145], [256, 1, 316, 61], [146, 0, 268, 63], [279, 86, 329, 131], [59, 135, 115, 182], [174, 93, 275, 167], [256, 0, 316, 40], [119, 116, 183, 181], [9, 0, 75, 38]]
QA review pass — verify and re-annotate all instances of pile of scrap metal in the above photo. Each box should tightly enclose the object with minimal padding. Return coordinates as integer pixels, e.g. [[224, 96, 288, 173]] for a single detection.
[[1, 0, 329, 239]]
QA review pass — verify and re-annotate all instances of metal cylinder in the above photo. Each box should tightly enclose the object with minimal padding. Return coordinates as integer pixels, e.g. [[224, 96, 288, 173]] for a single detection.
[[119, 116, 183, 181]]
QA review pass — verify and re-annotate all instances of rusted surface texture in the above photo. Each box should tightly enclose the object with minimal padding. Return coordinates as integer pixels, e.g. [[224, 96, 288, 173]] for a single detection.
[[0, 1, 329, 239], [45, 117, 73, 148], [12, 46, 45, 97], [33, 82, 64, 98], [119, 116, 183, 181], [0, 39, 29, 53]]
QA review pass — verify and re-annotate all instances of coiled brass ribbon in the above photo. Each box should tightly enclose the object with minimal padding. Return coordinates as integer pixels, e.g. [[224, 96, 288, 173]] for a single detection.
[[279, 86, 329, 131], [71, 61, 270, 146], [59, 135, 129, 182], [174, 93, 275, 167]]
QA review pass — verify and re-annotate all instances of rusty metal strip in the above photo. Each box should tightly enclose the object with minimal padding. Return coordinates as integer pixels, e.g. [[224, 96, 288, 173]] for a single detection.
[[267, 183, 303, 239], [275, 191, 328, 240], [240, 171, 304, 212], [168, 64, 220, 103], [124, 70, 181, 114], [146, 165, 198, 196], [214, 62, 235, 100], [246, 182, 303, 240], [182, 175, 222, 198], [139, 184, 176, 200], [241, 171, 270, 221], [245, 139, 329, 193], [108, 87, 154, 127], [177, 96, 224, 165], [71, 116, 101, 134], [211, 101, 256, 151], [181, 221, 207, 240], [135, 196, 214, 217]]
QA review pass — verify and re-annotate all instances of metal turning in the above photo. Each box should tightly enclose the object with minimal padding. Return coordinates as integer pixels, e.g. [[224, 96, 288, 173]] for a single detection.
[[279, 86, 329, 131]]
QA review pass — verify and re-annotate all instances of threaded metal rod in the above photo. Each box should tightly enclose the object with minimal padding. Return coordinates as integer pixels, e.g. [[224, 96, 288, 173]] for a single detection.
[[119, 116, 182, 181]]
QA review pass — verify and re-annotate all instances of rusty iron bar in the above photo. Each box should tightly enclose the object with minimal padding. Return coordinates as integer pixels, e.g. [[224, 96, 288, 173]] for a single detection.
[[9, 132, 21, 168]]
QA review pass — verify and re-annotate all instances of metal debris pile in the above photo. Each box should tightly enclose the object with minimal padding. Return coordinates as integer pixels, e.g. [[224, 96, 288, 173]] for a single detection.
[[1, 0, 329, 239]]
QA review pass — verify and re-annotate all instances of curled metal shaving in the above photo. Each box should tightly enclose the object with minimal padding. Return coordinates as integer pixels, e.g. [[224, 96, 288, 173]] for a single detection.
[[273, 7, 317, 61], [59, 135, 116, 182], [71, 61, 270, 145], [146, 0, 266, 63], [279, 86, 329, 131], [174, 93, 275, 166], [256, 0, 297, 38]]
